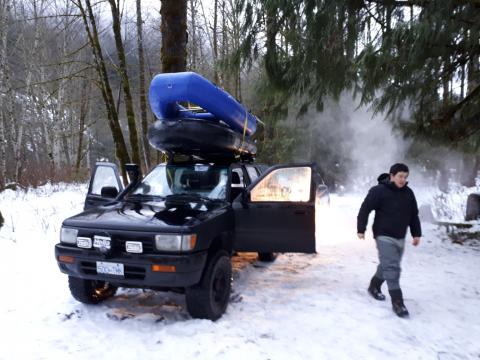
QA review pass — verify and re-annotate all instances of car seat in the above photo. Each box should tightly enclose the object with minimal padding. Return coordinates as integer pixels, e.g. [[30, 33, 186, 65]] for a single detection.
[[229, 171, 244, 201]]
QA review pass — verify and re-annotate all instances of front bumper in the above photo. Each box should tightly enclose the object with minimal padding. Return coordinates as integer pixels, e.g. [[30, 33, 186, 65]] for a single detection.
[[54, 244, 207, 288]]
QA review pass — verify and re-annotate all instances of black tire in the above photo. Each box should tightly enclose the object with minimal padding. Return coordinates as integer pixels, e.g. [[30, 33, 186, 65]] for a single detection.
[[68, 276, 117, 304], [258, 252, 277, 262], [185, 250, 232, 321], [465, 193, 480, 221]]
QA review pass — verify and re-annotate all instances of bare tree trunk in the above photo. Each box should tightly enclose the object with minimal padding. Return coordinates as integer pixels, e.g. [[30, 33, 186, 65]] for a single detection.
[[75, 76, 89, 176], [467, 28, 479, 95], [199, 0, 214, 63], [56, 17, 71, 170], [38, 49, 55, 178], [76, 0, 131, 182], [213, 0, 218, 83], [189, 0, 197, 70], [62, 136, 71, 167], [108, 0, 141, 166], [235, 3, 242, 102], [0, 114, 5, 189], [226, 0, 241, 100], [442, 55, 451, 105], [160, 0, 187, 73], [221, 0, 227, 89], [15, 0, 44, 182], [467, 56, 479, 96], [237, 68, 242, 102], [0, 0, 10, 188], [187, 0, 197, 71], [136, 0, 150, 169]]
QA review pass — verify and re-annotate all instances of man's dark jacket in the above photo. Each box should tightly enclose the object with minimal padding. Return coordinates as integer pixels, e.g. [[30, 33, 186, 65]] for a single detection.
[[357, 179, 422, 239]]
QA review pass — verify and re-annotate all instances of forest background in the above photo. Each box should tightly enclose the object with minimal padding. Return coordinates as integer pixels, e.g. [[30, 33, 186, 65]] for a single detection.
[[0, 0, 479, 190]]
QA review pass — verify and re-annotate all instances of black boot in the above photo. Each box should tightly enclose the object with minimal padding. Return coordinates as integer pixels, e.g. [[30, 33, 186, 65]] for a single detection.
[[389, 289, 409, 318], [368, 276, 386, 301]]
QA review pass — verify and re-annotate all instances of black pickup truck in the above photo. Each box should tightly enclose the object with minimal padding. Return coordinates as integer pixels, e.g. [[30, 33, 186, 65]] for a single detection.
[[55, 160, 329, 320]]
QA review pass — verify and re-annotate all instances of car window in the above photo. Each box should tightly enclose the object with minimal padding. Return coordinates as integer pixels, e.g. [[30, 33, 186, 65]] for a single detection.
[[246, 166, 259, 181], [256, 164, 269, 174], [130, 164, 229, 200], [231, 168, 246, 188], [251, 167, 312, 202], [91, 166, 120, 195]]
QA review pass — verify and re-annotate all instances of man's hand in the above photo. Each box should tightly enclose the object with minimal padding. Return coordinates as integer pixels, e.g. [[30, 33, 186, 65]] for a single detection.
[[412, 237, 421, 246], [357, 233, 365, 240]]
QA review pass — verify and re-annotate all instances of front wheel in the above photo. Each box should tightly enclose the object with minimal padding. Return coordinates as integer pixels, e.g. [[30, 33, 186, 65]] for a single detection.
[[185, 250, 232, 321], [68, 276, 117, 304]]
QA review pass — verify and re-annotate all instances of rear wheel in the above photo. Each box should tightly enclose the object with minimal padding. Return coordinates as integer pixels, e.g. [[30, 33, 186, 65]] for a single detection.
[[466, 193, 480, 221], [258, 252, 277, 262], [186, 250, 232, 321], [68, 276, 117, 304]]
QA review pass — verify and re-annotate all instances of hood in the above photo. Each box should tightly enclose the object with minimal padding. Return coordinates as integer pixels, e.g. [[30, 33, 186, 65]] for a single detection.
[[63, 199, 225, 231]]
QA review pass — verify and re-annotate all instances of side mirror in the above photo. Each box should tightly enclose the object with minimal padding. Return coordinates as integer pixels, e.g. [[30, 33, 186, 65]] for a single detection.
[[100, 186, 119, 198], [125, 163, 141, 184]]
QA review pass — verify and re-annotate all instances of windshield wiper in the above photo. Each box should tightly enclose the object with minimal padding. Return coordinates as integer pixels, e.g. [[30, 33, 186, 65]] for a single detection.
[[126, 194, 164, 200]]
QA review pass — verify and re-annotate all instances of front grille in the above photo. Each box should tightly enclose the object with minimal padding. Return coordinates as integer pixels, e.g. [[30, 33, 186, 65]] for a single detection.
[[80, 261, 96, 275], [124, 265, 146, 280], [80, 261, 146, 280]]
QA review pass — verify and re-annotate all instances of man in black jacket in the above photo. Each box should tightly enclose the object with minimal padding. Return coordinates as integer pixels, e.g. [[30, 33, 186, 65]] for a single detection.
[[357, 163, 421, 318]]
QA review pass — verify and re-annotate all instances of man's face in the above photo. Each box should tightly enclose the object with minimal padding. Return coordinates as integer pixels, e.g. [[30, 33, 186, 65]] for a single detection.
[[390, 171, 409, 188]]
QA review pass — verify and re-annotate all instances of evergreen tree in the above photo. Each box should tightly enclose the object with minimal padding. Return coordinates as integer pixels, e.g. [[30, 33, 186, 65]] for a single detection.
[[240, 0, 480, 150]]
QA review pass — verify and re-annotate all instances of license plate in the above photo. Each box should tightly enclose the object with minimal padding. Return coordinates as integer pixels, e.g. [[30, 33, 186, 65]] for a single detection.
[[96, 261, 124, 276], [93, 235, 111, 251]]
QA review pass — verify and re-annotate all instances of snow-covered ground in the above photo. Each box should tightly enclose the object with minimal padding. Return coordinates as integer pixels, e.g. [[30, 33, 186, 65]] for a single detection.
[[0, 184, 479, 360]]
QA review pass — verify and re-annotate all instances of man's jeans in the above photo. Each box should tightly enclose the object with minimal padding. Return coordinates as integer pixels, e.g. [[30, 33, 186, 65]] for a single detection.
[[374, 235, 405, 290]]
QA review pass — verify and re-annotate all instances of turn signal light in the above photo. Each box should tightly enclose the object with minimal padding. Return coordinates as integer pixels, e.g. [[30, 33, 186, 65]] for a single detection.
[[188, 234, 197, 250], [151, 264, 176, 273], [58, 255, 75, 264]]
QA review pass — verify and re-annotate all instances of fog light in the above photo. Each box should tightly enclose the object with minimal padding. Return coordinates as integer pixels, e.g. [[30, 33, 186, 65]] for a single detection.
[[76, 237, 92, 249], [126, 241, 143, 253]]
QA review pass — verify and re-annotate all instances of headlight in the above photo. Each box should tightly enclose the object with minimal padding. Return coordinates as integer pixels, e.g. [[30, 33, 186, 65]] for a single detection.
[[60, 227, 78, 244], [155, 234, 197, 251]]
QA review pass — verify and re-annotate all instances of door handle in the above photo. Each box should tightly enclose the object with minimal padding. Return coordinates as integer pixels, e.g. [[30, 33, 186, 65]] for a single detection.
[[294, 210, 306, 215]]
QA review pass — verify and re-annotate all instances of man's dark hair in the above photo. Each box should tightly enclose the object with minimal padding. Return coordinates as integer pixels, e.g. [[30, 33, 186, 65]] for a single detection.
[[389, 163, 409, 175]]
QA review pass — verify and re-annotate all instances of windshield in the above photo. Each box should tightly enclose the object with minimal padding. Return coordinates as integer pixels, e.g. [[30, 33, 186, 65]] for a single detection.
[[129, 164, 228, 200]]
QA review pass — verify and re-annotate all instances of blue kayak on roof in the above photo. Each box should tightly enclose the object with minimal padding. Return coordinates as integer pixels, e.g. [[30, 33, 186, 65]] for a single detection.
[[148, 72, 257, 136]]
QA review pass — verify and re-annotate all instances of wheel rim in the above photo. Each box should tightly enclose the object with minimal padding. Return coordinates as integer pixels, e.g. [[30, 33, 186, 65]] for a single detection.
[[93, 281, 112, 299]]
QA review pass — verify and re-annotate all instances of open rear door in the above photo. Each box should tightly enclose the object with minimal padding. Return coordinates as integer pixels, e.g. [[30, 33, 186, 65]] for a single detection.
[[84, 162, 124, 210], [233, 164, 316, 253]]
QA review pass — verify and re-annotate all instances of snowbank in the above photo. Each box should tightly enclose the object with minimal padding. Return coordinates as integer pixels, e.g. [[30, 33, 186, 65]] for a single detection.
[[0, 184, 478, 359]]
